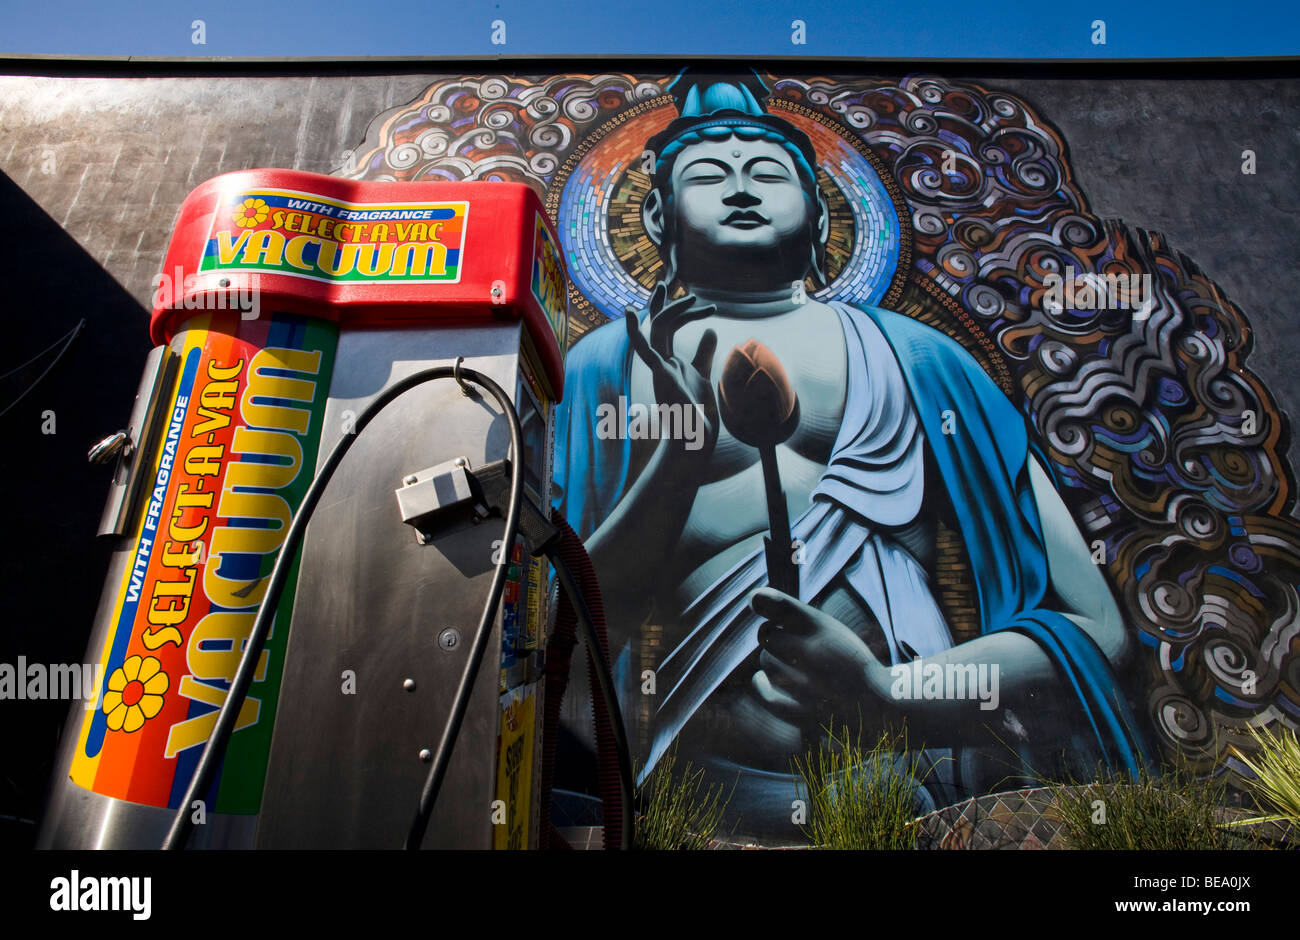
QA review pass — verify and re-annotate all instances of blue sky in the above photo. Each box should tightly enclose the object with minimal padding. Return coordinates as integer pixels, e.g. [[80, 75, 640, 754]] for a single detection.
[[0, 0, 1296, 59]]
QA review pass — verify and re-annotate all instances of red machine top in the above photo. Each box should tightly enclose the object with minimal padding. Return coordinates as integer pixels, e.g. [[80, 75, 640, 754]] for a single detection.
[[152, 169, 568, 400]]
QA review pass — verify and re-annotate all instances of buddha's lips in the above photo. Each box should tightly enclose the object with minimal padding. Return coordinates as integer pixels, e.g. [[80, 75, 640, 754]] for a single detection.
[[722, 210, 769, 226]]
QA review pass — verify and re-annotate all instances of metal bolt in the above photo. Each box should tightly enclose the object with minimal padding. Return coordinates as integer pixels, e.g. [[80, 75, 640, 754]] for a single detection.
[[403, 473, 418, 485], [454, 457, 469, 468], [218, 278, 231, 287], [490, 285, 503, 298], [403, 678, 416, 691], [419, 748, 432, 762], [438, 628, 460, 651]]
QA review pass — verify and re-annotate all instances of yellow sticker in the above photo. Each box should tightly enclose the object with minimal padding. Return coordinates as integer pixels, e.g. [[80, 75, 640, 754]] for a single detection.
[[494, 684, 535, 850]]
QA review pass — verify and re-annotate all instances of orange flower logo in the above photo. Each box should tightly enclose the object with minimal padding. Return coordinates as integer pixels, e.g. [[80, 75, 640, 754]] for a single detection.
[[103, 655, 169, 733], [234, 198, 270, 228]]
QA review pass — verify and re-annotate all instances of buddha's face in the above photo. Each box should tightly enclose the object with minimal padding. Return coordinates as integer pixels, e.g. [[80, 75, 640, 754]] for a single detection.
[[666, 135, 816, 287]]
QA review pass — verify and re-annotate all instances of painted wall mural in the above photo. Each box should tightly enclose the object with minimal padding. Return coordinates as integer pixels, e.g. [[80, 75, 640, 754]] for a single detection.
[[342, 70, 1299, 840]]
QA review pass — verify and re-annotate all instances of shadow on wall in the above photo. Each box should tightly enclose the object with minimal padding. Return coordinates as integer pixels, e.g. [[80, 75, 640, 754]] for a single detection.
[[0, 169, 151, 848]]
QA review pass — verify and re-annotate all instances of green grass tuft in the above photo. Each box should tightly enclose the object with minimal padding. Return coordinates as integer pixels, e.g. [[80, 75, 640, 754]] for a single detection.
[[792, 726, 927, 850], [1045, 765, 1270, 850], [1227, 723, 1300, 837], [632, 743, 733, 850]]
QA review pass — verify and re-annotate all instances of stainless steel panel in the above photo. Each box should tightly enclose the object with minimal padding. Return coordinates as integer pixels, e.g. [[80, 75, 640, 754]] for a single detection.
[[256, 324, 525, 849], [38, 777, 254, 850]]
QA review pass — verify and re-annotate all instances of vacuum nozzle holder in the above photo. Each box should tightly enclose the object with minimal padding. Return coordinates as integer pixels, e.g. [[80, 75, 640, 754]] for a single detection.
[[397, 457, 559, 556]]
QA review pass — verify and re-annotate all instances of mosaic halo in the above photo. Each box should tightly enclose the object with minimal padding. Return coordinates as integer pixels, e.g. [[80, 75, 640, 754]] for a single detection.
[[549, 97, 907, 332]]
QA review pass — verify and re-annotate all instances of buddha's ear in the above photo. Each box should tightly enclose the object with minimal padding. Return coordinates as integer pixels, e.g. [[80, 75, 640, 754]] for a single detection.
[[642, 188, 665, 247], [808, 189, 832, 289]]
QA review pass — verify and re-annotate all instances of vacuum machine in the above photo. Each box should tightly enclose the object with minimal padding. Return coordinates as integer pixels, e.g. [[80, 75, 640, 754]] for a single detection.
[[38, 169, 630, 850]]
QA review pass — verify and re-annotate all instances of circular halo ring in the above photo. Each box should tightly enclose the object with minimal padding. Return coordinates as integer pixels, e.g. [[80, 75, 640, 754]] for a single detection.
[[546, 93, 912, 341]]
